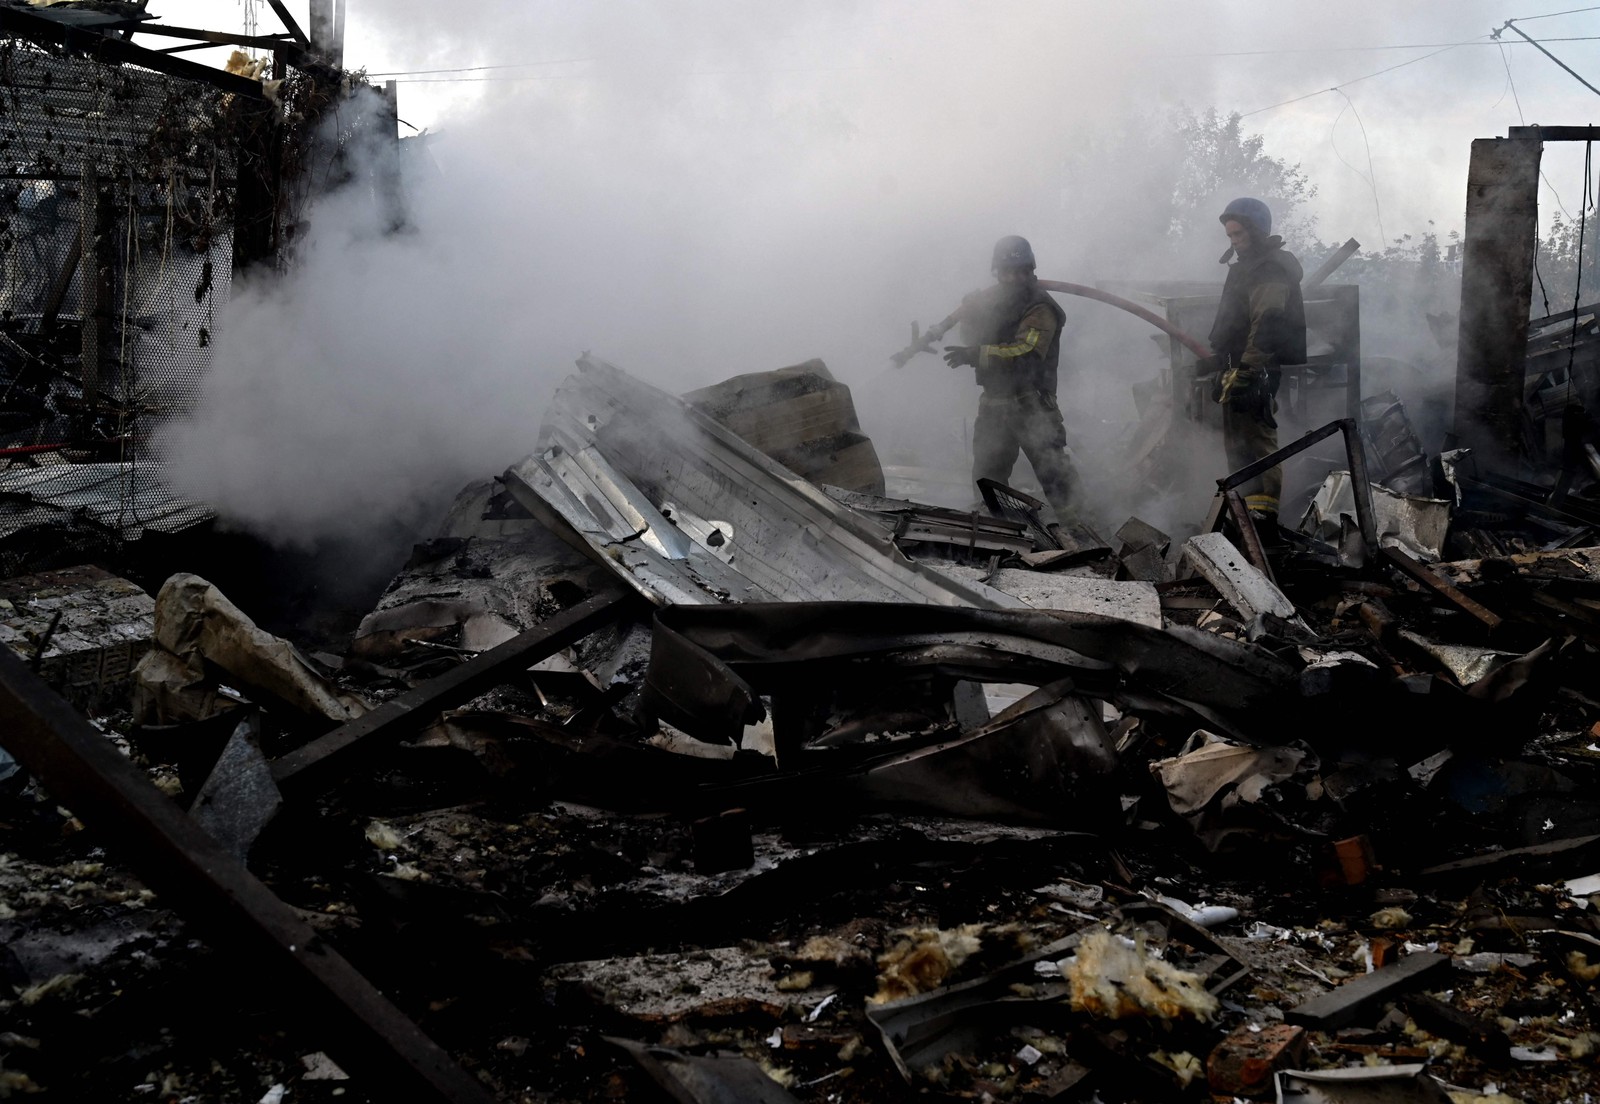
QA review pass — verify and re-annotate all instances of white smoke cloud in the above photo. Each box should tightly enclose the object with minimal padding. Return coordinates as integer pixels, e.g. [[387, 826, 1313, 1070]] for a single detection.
[[158, 0, 1600, 557]]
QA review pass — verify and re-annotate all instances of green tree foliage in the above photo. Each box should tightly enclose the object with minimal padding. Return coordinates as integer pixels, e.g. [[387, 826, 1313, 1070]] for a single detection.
[[1166, 108, 1319, 242], [1532, 208, 1600, 319]]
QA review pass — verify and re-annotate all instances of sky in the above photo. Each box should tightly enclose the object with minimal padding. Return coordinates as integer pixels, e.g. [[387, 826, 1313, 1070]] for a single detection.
[[147, 1, 1600, 245], [139, 1, 1600, 557]]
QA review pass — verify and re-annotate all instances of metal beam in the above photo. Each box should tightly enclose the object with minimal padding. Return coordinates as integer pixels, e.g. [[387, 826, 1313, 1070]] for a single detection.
[[0, 648, 497, 1104], [264, 0, 312, 47], [1216, 418, 1379, 559], [1508, 125, 1600, 141], [271, 589, 637, 797], [131, 24, 293, 49], [0, 8, 264, 96], [308, 0, 339, 63], [1304, 237, 1360, 290]]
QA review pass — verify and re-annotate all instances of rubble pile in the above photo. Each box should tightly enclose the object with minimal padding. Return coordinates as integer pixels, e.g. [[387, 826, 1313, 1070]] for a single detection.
[[3, 355, 1600, 1102]]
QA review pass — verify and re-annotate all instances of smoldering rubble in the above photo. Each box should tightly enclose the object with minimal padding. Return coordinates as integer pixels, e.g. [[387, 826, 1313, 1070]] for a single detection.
[[6, 342, 1600, 1104]]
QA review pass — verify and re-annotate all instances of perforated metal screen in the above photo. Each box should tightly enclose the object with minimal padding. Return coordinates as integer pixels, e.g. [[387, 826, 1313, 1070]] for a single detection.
[[0, 34, 238, 567]]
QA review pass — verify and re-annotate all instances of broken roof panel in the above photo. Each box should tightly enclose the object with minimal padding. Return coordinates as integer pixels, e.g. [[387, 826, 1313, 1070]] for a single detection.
[[505, 356, 1018, 608]]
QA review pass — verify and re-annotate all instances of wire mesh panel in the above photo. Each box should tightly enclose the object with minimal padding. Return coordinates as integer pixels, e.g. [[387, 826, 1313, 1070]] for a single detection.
[[0, 34, 239, 569]]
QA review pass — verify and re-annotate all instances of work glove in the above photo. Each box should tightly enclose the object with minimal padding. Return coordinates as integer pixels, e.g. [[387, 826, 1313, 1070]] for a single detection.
[[942, 345, 979, 369], [1213, 362, 1259, 409], [1194, 353, 1222, 378]]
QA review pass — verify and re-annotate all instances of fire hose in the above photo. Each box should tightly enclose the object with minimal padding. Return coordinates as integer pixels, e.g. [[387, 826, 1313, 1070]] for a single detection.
[[890, 279, 1211, 368]]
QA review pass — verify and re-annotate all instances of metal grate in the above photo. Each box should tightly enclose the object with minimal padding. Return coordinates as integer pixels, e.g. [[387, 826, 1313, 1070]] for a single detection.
[[0, 34, 237, 570]]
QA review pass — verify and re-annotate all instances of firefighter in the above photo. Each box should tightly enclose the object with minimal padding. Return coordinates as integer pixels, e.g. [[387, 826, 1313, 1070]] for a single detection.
[[1202, 197, 1307, 528], [941, 235, 1078, 518]]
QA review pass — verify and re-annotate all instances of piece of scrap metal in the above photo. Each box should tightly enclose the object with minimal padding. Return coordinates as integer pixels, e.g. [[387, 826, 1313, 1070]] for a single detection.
[[1183, 531, 1314, 641], [504, 356, 1017, 608], [607, 1037, 803, 1103]]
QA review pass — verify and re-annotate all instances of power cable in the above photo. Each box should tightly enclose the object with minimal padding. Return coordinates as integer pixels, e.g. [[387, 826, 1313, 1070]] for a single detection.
[[364, 58, 597, 76], [1171, 35, 1600, 57], [1240, 40, 1473, 118], [361, 33, 1600, 82], [1498, 39, 1575, 217], [1331, 88, 1387, 247], [1512, 4, 1600, 20], [1498, 40, 1528, 118]]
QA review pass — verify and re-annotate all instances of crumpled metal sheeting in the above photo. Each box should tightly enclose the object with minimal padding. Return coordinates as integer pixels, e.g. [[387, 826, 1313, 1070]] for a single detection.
[[1300, 471, 1451, 564], [508, 355, 1016, 609], [642, 602, 1298, 746]]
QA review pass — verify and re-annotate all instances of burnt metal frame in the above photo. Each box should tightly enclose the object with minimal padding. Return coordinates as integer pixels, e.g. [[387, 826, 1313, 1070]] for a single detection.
[[0, 8, 266, 97], [271, 588, 637, 798], [1204, 418, 1379, 559], [0, 646, 497, 1104]]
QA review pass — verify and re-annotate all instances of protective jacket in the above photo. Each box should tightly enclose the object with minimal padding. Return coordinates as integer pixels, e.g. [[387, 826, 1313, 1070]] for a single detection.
[[958, 280, 1067, 395], [1208, 236, 1306, 372]]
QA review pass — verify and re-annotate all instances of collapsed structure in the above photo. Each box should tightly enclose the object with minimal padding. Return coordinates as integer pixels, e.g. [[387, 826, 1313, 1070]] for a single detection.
[[1, 17, 1599, 1103]]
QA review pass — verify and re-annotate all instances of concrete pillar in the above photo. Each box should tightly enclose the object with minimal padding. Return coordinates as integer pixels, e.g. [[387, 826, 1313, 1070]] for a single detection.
[[1453, 137, 1542, 466]]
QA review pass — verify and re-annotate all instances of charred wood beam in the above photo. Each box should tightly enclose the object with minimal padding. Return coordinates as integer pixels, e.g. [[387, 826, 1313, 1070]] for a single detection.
[[271, 588, 637, 798], [1382, 547, 1504, 631], [0, 9, 265, 96], [1454, 137, 1542, 465], [0, 648, 497, 1104]]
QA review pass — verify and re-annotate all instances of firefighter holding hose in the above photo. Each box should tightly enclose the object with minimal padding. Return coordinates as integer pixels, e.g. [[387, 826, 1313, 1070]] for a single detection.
[[934, 235, 1080, 519]]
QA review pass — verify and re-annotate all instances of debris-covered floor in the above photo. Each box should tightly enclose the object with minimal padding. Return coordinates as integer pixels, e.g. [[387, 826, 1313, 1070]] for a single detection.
[[5, 357, 1600, 1103]]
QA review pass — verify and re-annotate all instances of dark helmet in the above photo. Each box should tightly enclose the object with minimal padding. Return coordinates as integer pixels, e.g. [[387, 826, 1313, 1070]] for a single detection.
[[991, 235, 1036, 270], [1219, 197, 1272, 238]]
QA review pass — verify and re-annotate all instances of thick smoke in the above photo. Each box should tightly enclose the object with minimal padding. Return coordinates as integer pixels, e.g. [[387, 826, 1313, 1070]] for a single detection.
[[162, 0, 1593, 556]]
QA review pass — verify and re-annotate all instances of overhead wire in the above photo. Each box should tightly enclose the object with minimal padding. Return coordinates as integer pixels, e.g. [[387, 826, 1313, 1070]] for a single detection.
[[1239, 40, 1475, 118], [1509, 36, 1562, 313], [1511, 4, 1600, 20], [1172, 35, 1600, 57], [364, 58, 597, 77], [1496, 18, 1600, 97], [360, 30, 1600, 84], [1329, 88, 1388, 247]]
